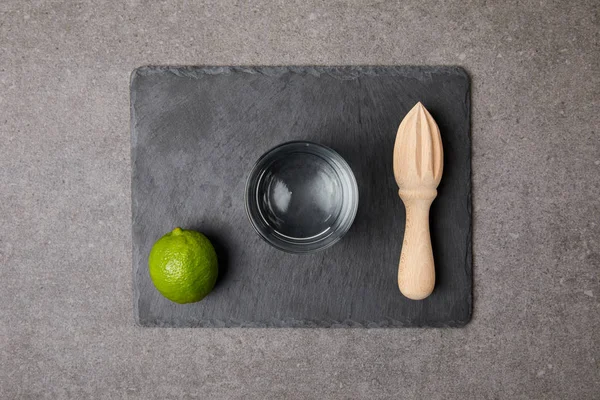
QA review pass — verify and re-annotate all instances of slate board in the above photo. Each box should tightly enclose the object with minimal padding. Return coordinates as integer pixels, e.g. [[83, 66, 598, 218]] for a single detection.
[[131, 66, 472, 327]]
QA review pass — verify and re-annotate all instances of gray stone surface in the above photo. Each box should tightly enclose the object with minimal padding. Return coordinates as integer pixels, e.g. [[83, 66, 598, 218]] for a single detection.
[[131, 66, 471, 327], [0, 0, 598, 398]]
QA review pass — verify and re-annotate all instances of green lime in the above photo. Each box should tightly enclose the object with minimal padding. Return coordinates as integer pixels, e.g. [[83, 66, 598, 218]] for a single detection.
[[148, 227, 218, 304]]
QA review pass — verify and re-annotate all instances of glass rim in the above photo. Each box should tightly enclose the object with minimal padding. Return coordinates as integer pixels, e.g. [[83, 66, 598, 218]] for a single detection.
[[244, 140, 359, 254]]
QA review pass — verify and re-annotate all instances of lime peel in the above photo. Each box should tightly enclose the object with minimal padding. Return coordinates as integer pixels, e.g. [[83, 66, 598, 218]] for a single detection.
[[148, 228, 218, 304]]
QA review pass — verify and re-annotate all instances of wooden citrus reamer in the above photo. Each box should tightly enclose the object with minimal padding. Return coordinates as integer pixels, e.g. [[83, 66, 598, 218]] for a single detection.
[[393, 102, 443, 300]]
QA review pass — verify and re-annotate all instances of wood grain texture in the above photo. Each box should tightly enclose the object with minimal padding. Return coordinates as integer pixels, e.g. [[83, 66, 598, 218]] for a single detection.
[[394, 103, 444, 300], [130, 66, 472, 327]]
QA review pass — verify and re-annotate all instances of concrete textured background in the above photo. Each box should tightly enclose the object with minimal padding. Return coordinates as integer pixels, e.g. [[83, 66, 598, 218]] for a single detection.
[[0, 0, 598, 398]]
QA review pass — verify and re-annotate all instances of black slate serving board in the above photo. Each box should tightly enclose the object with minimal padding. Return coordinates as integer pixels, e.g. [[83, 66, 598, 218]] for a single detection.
[[131, 66, 471, 327]]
